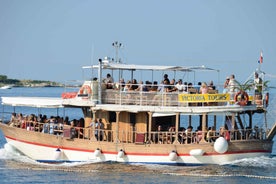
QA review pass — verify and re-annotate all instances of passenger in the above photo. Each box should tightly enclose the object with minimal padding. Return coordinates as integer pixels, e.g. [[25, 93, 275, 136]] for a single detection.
[[206, 126, 217, 142], [155, 125, 163, 144], [135, 81, 144, 92], [115, 78, 125, 90], [175, 79, 184, 92], [168, 79, 177, 92], [119, 78, 125, 90], [178, 127, 186, 144], [104, 73, 114, 89], [75, 118, 84, 138], [149, 81, 158, 92], [208, 80, 216, 90], [254, 72, 263, 99], [88, 119, 103, 141], [195, 126, 203, 143], [58, 117, 64, 130], [187, 83, 197, 94], [144, 81, 152, 91], [223, 76, 230, 93], [163, 74, 170, 84], [49, 118, 55, 134], [26, 115, 31, 131], [194, 82, 201, 93], [185, 125, 195, 144], [33, 115, 39, 131], [91, 119, 104, 141], [37, 114, 43, 123], [163, 79, 171, 92], [157, 80, 164, 92], [131, 79, 138, 90], [8, 113, 17, 127], [21, 115, 27, 129], [228, 74, 238, 100], [42, 118, 49, 133], [69, 121, 77, 139], [219, 126, 230, 141], [167, 126, 175, 143], [183, 82, 188, 92], [123, 80, 132, 91], [41, 115, 47, 124], [236, 93, 248, 106], [199, 82, 208, 94], [17, 113, 24, 128]]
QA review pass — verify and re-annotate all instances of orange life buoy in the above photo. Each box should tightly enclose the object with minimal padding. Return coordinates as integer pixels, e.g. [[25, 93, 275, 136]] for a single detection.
[[234, 91, 249, 106], [265, 92, 269, 107], [79, 85, 92, 95]]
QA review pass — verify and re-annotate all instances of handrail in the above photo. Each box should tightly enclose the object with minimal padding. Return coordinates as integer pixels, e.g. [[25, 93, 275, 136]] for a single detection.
[[102, 89, 262, 107], [6, 119, 267, 143]]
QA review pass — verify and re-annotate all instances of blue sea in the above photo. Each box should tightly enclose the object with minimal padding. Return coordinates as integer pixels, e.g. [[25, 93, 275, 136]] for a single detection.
[[0, 87, 275, 184]]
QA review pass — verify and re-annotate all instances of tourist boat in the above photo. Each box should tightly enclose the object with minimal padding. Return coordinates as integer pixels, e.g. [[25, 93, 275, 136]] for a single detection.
[[0, 85, 12, 89], [0, 58, 275, 165]]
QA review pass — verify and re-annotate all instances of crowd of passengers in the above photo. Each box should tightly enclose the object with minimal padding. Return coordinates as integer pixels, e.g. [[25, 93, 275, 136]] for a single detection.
[[152, 123, 262, 144], [7, 112, 262, 143], [102, 72, 264, 105], [7, 112, 107, 140], [8, 113, 85, 136], [103, 73, 217, 94]]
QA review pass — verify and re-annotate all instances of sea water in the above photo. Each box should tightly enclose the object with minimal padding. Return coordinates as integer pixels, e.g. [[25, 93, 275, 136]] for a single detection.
[[0, 87, 275, 184]]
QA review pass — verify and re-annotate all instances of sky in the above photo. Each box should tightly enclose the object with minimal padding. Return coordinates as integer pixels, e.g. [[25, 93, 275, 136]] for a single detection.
[[0, 0, 276, 87]]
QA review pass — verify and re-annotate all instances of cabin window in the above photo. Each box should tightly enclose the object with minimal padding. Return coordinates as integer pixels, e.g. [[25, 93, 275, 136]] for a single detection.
[[109, 111, 116, 122]]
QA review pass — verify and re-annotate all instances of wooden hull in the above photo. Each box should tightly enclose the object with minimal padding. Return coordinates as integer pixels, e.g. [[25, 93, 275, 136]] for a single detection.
[[1, 123, 273, 165]]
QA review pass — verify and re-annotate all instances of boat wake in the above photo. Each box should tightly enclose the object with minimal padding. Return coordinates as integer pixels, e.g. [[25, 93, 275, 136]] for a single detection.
[[0, 143, 102, 170], [162, 156, 276, 180], [228, 155, 276, 168]]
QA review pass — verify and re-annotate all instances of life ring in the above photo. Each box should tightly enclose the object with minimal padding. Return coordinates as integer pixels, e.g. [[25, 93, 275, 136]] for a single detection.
[[79, 85, 92, 95], [265, 92, 269, 107], [234, 91, 249, 106]]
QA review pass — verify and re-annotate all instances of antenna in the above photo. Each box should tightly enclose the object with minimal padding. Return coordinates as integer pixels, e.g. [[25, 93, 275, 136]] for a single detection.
[[112, 41, 123, 79]]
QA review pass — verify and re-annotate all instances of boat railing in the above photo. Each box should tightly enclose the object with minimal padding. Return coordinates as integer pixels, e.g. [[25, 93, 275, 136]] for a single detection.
[[63, 127, 267, 144], [6, 120, 267, 143], [101, 83, 264, 107]]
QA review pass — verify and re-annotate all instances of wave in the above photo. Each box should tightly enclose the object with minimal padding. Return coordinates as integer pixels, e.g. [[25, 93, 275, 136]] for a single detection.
[[0, 143, 102, 171], [227, 155, 276, 168]]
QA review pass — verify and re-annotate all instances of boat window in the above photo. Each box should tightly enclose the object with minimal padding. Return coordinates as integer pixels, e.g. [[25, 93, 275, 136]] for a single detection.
[[130, 113, 136, 125], [109, 111, 116, 122]]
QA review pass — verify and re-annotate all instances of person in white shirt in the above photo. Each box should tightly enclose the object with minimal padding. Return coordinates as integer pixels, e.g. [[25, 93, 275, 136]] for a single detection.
[[175, 79, 185, 92], [228, 74, 238, 100]]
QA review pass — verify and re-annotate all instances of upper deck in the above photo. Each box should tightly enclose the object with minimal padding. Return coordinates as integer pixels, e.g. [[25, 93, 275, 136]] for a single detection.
[[61, 61, 267, 114], [61, 81, 265, 115]]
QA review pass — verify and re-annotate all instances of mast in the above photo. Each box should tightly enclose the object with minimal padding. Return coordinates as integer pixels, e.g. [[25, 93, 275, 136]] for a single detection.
[[98, 59, 102, 104], [112, 41, 123, 79]]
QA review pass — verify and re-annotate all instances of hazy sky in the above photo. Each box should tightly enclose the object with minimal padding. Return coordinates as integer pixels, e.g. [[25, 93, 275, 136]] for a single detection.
[[0, 0, 276, 86]]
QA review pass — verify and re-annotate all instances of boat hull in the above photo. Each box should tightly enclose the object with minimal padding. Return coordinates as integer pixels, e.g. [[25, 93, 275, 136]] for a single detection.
[[1, 123, 273, 165]]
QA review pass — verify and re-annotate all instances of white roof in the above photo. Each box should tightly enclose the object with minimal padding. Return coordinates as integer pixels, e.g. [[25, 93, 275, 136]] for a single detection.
[[82, 63, 219, 72], [82, 63, 192, 71], [1, 97, 63, 108]]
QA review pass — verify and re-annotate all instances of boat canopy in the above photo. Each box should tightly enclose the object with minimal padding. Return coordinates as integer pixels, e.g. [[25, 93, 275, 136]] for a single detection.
[[1, 97, 63, 108], [82, 63, 193, 71]]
